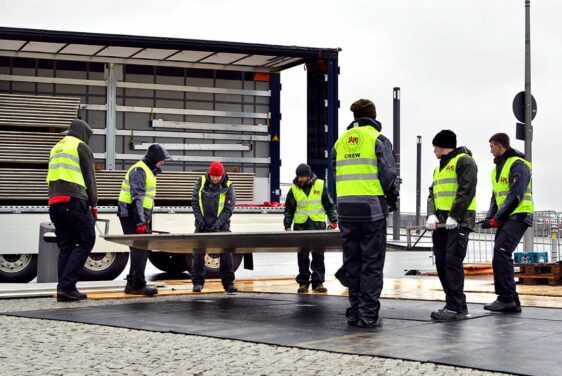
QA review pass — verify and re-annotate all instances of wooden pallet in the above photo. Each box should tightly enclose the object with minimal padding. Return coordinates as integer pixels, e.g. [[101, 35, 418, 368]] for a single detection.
[[515, 262, 562, 286]]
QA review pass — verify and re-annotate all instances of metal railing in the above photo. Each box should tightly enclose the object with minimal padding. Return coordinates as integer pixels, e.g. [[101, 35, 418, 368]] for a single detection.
[[396, 211, 561, 264]]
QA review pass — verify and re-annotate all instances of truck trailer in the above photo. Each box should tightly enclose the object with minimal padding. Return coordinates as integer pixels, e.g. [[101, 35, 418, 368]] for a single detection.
[[0, 27, 340, 282]]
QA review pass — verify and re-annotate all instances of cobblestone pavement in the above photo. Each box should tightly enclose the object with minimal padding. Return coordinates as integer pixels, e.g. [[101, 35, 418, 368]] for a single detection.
[[0, 294, 510, 376]]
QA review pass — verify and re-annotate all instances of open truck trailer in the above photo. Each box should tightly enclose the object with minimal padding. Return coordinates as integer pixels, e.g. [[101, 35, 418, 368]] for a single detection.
[[0, 27, 340, 282]]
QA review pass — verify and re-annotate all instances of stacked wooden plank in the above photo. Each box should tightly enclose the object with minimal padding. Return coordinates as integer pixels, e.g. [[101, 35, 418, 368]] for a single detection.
[[0, 130, 63, 163], [0, 93, 80, 129], [0, 168, 254, 202]]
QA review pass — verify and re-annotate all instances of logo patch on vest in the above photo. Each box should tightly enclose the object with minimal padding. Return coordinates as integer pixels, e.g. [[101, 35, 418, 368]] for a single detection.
[[313, 189, 321, 195], [500, 177, 508, 184], [446, 165, 455, 171]]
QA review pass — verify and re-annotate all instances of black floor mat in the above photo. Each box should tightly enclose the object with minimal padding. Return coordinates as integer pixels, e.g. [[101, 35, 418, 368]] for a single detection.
[[5, 294, 561, 376]]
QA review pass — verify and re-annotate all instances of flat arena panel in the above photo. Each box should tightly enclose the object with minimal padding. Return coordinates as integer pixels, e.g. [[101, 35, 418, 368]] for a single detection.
[[102, 230, 343, 253], [5, 294, 562, 375]]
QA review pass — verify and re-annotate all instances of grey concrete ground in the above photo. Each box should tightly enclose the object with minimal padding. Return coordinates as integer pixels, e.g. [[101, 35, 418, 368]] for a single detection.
[[0, 294, 509, 376]]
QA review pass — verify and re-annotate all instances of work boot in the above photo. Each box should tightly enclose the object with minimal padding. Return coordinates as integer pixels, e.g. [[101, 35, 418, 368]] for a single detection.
[[297, 284, 309, 294], [192, 284, 203, 293], [356, 317, 383, 328], [345, 307, 359, 326], [56, 290, 86, 302], [430, 307, 468, 321], [312, 283, 328, 293], [73, 289, 87, 300], [124, 274, 158, 296], [484, 299, 522, 313], [224, 285, 238, 293]]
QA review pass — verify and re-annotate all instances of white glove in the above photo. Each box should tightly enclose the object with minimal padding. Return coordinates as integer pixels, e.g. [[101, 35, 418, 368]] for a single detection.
[[445, 216, 458, 230], [425, 215, 439, 230]]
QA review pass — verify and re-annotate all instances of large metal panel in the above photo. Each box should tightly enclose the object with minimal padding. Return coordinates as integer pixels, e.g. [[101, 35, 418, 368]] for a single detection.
[[103, 230, 342, 254]]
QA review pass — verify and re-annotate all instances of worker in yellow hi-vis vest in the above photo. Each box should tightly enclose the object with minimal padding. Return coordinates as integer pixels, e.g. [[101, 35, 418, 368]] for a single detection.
[[191, 161, 237, 294], [118, 143, 171, 296], [331, 99, 399, 328], [47, 119, 98, 302], [478, 133, 533, 314], [283, 163, 338, 294], [426, 130, 477, 321]]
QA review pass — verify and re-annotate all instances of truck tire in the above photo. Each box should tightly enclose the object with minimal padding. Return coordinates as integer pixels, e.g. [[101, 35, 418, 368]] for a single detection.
[[80, 252, 129, 281], [184, 253, 243, 279], [148, 252, 189, 274], [0, 254, 38, 283]]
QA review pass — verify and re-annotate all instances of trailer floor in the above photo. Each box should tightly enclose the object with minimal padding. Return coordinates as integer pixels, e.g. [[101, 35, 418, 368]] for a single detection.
[[4, 293, 561, 376]]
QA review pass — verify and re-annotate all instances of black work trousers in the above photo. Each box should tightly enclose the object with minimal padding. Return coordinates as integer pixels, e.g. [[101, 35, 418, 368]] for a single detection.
[[493, 219, 529, 304], [119, 216, 150, 287], [340, 218, 387, 322], [432, 227, 470, 313], [49, 198, 96, 292], [296, 251, 325, 287], [191, 228, 235, 287]]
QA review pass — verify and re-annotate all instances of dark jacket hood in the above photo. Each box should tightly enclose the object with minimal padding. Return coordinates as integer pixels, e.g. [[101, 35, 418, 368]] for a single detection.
[[67, 119, 92, 143], [292, 172, 318, 187], [346, 117, 382, 132], [494, 147, 525, 164], [440, 146, 472, 168]]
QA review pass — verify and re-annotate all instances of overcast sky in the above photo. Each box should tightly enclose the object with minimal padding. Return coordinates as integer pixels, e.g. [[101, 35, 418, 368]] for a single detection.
[[1, 0, 561, 212]]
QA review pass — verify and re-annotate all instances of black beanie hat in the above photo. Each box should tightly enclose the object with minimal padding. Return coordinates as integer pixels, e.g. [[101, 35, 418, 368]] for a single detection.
[[295, 163, 312, 177], [432, 130, 457, 149], [350, 99, 376, 119]]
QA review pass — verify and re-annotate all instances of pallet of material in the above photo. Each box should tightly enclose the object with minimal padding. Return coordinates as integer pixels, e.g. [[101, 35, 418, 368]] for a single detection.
[[515, 262, 562, 286], [0, 93, 80, 129]]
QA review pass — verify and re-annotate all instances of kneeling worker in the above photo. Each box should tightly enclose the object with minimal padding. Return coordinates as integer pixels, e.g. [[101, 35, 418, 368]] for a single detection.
[[284, 163, 337, 293], [118, 143, 171, 295], [191, 161, 237, 293]]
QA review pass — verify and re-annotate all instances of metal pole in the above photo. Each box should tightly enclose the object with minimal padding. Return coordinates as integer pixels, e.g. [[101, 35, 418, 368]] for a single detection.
[[105, 63, 117, 170], [524, 0, 534, 251], [392, 88, 401, 240], [416, 136, 422, 234]]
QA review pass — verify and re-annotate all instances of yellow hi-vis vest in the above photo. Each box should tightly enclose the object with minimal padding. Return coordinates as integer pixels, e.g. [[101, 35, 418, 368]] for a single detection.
[[492, 157, 534, 215], [291, 178, 326, 224], [334, 126, 384, 198], [46, 136, 86, 188], [433, 153, 476, 211], [199, 176, 232, 217], [118, 161, 157, 210]]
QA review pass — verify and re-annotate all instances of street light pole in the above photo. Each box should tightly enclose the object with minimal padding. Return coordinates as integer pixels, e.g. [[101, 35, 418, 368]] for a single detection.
[[524, 0, 534, 251]]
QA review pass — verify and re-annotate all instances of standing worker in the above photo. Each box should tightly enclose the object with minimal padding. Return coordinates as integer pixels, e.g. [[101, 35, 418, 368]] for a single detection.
[[47, 119, 98, 302], [118, 143, 171, 296], [191, 161, 237, 293], [426, 130, 477, 321], [332, 99, 399, 328], [284, 163, 338, 294], [479, 133, 533, 313]]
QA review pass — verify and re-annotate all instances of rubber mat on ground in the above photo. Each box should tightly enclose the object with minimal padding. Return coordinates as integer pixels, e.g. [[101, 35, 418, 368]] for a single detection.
[[5, 294, 561, 376]]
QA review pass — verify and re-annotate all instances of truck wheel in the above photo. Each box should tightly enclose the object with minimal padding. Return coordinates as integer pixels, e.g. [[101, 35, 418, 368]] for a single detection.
[[148, 252, 189, 274], [80, 252, 129, 281], [185, 253, 243, 279], [0, 254, 37, 283]]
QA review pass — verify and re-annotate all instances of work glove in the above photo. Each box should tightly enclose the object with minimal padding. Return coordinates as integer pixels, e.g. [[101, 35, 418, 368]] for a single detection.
[[445, 216, 459, 230], [478, 218, 502, 229], [284, 227, 291, 232], [327, 222, 338, 230], [136, 224, 149, 234], [91, 207, 98, 219], [386, 194, 398, 213], [210, 224, 221, 232], [425, 215, 439, 231]]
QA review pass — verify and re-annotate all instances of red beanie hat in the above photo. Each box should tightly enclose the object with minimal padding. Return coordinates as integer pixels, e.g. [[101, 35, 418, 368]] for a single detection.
[[208, 161, 225, 176]]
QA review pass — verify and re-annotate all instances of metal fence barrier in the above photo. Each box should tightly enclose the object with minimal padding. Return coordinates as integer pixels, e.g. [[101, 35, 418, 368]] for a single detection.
[[394, 211, 561, 264]]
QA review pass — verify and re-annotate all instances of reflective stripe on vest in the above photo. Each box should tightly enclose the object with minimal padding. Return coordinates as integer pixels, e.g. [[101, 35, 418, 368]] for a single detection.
[[46, 136, 86, 188], [492, 156, 534, 215], [432, 153, 476, 211], [291, 178, 326, 224], [334, 126, 384, 197], [118, 160, 157, 210], [199, 176, 232, 218]]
